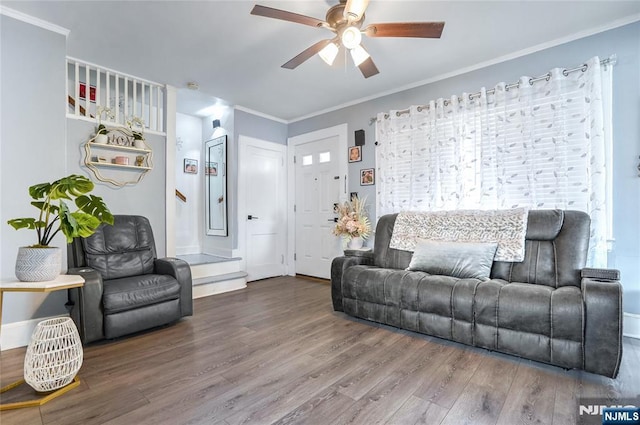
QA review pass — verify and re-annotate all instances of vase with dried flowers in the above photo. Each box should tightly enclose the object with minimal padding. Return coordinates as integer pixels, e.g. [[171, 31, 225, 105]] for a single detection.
[[332, 196, 372, 249]]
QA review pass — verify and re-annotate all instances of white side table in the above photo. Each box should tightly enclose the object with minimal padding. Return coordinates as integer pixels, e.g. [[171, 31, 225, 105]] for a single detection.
[[0, 274, 84, 411]]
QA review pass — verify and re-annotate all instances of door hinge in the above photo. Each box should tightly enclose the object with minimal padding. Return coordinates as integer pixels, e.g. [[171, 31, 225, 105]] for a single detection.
[[281, 254, 284, 264], [293, 155, 296, 164], [294, 253, 297, 261], [294, 204, 296, 212]]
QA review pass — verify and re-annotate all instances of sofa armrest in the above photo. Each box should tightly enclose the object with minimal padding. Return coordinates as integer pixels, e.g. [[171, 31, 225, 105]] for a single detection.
[[581, 267, 620, 281], [581, 274, 623, 378], [155, 257, 193, 317], [331, 254, 374, 312], [66, 268, 104, 344]]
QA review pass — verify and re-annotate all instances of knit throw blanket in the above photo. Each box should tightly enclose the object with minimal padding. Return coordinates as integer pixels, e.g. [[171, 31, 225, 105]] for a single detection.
[[389, 208, 529, 262]]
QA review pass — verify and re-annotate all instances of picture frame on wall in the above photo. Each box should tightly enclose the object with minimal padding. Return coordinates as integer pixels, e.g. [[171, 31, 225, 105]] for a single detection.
[[348, 146, 362, 163], [360, 168, 375, 186], [79, 83, 96, 103], [184, 158, 198, 174]]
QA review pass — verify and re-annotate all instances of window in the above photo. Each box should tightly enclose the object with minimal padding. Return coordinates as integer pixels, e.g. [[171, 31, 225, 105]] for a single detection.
[[376, 57, 612, 266], [319, 151, 331, 163]]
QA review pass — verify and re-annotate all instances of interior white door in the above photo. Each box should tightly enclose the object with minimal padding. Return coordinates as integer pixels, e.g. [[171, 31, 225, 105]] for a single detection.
[[241, 138, 287, 281], [294, 136, 342, 279]]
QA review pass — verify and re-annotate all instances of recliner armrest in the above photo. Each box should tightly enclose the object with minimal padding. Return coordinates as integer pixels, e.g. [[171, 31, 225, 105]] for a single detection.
[[67, 267, 104, 344], [155, 257, 193, 316], [581, 275, 623, 378], [331, 254, 374, 312], [581, 267, 620, 281]]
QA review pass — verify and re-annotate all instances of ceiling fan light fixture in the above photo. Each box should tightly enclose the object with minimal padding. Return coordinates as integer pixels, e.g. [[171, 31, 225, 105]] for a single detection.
[[350, 44, 370, 66], [318, 42, 339, 66], [341, 26, 362, 50]]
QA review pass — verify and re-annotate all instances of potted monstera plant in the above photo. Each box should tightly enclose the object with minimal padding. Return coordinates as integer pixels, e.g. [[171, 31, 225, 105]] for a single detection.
[[7, 174, 114, 281]]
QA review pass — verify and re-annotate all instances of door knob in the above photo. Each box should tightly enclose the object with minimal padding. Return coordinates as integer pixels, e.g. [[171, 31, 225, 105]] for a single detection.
[[328, 217, 338, 222], [248, 215, 259, 220]]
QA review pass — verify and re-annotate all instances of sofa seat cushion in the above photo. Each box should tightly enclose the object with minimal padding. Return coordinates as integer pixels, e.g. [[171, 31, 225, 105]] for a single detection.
[[103, 274, 181, 315], [475, 281, 584, 368], [341, 266, 481, 345]]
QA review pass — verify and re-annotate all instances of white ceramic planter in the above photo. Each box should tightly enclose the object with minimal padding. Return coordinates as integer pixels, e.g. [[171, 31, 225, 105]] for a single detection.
[[15, 246, 61, 282], [94, 134, 108, 144], [348, 236, 364, 249]]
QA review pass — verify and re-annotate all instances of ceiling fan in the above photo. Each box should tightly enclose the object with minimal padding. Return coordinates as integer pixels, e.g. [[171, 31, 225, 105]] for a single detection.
[[250, 0, 445, 78]]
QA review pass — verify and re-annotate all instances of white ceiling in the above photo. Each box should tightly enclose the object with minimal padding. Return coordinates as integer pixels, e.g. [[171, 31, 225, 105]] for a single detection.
[[4, 1, 640, 122]]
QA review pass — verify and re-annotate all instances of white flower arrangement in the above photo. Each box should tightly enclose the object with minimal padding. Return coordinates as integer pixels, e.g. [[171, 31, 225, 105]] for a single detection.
[[332, 196, 372, 241]]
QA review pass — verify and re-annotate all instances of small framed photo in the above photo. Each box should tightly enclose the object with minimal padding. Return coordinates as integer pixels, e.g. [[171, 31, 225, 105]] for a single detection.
[[350, 192, 358, 200], [348, 146, 362, 163], [360, 168, 375, 186], [79, 82, 96, 102], [205, 162, 218, 176], [184, 158, 198, 174]]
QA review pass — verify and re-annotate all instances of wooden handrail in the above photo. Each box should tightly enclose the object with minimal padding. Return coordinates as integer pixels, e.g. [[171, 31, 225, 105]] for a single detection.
[[67, 95, 94, 118], [175, 189, 186, 203]]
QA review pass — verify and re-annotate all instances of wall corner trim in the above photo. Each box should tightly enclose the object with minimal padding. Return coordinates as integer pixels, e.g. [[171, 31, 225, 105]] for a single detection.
[[623, 312, 640, 340], [0, 6, 70, 37]]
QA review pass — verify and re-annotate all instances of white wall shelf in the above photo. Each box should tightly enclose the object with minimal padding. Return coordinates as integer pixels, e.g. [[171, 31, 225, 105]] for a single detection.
[[84, 126, 154, 187]]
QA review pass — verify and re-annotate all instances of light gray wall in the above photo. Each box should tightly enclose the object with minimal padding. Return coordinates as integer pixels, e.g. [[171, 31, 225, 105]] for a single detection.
[[0, 15, 68, 324], [234, 109, 288, 146], [289, 22, 640, 314], [66, 119, 167, 256], [175, 112, 203, 254]]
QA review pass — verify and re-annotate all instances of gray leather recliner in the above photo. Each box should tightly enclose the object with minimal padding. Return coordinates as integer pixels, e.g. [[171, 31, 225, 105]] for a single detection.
[[331, 210, 623, 378], [67, 215, 193, 343]]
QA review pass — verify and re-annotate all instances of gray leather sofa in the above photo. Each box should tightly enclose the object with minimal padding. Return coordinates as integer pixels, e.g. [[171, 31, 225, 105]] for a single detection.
[[331, 210, 622, 378], [67, 215, 193, 343]]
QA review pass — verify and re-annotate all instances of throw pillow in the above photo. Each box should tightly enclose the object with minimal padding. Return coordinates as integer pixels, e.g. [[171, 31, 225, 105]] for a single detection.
[[406, 239, 498, 280]]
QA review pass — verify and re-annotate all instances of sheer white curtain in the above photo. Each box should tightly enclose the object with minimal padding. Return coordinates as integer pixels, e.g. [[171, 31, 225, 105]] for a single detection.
[[376, 57, 612, 266]]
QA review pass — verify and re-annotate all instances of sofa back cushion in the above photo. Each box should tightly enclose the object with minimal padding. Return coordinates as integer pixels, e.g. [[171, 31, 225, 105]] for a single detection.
[[82, 215, 157, 280], [375, 210, 590, 288]]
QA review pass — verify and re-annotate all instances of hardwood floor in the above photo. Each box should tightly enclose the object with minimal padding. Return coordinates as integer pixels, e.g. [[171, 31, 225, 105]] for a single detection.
[[1, 276, 639, 425]]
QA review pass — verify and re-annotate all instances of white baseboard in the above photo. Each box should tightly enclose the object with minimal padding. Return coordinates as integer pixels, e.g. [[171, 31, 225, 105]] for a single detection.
[[193, 278, 246, 299], [1, 314, 69, 351], [623, 312, 640, 339]]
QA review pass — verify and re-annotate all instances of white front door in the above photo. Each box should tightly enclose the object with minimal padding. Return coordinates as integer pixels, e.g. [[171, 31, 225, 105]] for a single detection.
[[239, 136, 287, 282], [294, 136, 343, 279]]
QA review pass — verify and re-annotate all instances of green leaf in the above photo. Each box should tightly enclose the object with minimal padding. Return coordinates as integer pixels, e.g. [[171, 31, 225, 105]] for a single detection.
[[49, 175, 94, 200], [70, 212, 101, 239], [29, 182, 52, 200], [75, 195, 114, 225], [7, 218, 43, 230], [31, 201, 59, 214], [58, 202, 78, 243]]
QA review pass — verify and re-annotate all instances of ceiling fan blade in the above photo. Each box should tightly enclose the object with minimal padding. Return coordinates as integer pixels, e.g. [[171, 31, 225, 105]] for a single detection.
[[282, 39, 333, 69], [344, 0, 370, 21], [251, 5, 327, 28], [364, 22, 445, 38], [358, 56, 379, 79]]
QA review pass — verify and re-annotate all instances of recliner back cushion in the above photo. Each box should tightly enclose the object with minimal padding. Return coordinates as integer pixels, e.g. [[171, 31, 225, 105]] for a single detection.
[[491, 210, 590, 287], [82, 215, 157, 280]]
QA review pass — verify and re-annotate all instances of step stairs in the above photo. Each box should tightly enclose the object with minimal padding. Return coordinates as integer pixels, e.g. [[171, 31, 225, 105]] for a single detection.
[[176, 254, 247, 299]]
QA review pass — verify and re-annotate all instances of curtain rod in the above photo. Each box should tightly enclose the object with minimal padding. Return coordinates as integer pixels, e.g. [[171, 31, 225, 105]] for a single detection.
[[368, 55, 616, 126]]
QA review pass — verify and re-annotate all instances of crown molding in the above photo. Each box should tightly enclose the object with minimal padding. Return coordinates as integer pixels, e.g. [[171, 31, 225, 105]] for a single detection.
[[234, 105, 288, 125], [0, 6, 70, 37], [289, 14, 640, 124]]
